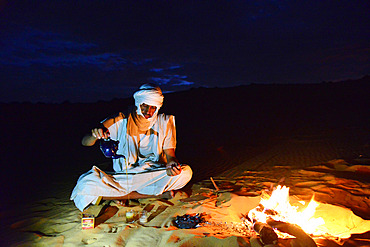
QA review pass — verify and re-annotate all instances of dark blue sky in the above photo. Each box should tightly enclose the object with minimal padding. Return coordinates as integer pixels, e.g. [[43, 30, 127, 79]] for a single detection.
[[1, 1, 369, 103]]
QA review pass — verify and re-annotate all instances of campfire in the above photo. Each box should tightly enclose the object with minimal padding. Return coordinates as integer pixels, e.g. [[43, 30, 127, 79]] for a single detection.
[[248, 185, 324, 232], [176, 177, 369, 246], [243, 185, 345, 246]]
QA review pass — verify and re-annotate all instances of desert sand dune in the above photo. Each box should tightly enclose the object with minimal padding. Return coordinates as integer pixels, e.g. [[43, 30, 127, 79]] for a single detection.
[[1, 76, 369, 246]]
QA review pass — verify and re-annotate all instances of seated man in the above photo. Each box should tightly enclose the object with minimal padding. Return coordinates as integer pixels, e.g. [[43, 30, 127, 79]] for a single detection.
[[71, 84, 192, 211]]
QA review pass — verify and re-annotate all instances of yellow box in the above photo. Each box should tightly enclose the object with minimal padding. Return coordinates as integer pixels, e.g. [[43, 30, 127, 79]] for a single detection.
[[82, 214, 95, 229]]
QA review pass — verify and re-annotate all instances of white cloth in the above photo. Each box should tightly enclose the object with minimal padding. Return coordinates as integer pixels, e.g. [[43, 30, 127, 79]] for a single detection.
[[133, 84, 164, 128], [71, 111, 192, 211], [106, 113, 176, 172], [133, 84, 164, 113], [71, 165, 192, 211]]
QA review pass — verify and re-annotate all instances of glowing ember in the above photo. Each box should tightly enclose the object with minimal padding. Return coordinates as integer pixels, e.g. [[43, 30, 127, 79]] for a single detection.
[[248, 185, 325, 236]]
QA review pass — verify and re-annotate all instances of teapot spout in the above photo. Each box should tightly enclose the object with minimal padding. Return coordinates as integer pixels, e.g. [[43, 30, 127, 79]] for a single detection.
[[111, 154, 126, 159]]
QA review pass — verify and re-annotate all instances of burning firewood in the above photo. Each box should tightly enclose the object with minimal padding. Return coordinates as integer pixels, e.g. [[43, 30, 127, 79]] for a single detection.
[[253, 221, 278, 245], [267, 219, 317, 247]]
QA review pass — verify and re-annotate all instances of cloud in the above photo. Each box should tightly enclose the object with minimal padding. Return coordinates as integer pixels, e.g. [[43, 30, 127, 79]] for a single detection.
[[150, 65, 181, 72], [172, 80, 194, 86], [149, 74, 194, 87], [0, 27, 128, 69], [0, 26, 199, 102]]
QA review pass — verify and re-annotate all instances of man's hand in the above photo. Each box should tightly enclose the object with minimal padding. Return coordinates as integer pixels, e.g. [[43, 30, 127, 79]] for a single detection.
[[166, 161, 182, 176], [91, 128, 110, 139], [82, 127, 110, 146], [164, 148, 181, 176]]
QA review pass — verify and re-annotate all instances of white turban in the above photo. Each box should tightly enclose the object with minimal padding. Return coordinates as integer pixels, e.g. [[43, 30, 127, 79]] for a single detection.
[[133, 84, 164, 118]]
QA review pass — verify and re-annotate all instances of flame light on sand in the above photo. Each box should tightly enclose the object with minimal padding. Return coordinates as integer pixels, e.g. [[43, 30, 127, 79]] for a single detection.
[[248, 185, 325, 236]]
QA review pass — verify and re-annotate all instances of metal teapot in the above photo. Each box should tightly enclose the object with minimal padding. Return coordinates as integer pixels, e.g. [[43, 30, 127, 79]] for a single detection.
[[99, 138, 125, 159]]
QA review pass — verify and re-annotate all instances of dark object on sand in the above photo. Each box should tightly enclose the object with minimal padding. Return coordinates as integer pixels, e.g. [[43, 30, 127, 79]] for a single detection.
[[99, 138, 125, 159], [253, 221, 278, 245], [267, 219, 317, 247], [173, 213, 204, 229]]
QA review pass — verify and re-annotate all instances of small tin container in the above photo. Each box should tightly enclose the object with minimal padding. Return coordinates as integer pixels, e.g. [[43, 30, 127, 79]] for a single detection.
[[81, 214, 95, 229]]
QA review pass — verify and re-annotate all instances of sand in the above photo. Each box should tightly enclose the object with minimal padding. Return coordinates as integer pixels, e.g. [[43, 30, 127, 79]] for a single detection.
[[3, 160, 370, 246], [1, 78, 369, 246]]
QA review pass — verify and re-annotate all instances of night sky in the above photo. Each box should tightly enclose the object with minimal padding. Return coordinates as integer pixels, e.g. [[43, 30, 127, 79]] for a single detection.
[[1, 1, 369, 103]]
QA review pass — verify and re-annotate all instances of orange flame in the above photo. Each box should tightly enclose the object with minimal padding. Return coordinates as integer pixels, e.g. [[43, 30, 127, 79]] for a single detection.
[[248, 185, 325, 235]]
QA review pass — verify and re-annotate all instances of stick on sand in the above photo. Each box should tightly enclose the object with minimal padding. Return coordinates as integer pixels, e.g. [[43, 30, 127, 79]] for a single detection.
[[210, 177, 219, 191]]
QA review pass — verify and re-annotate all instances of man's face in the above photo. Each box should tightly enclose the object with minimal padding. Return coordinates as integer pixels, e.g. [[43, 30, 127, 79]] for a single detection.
[[140, 103, 157, 119]]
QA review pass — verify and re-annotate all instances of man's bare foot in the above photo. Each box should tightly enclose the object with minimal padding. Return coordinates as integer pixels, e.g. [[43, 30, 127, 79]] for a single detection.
[[161, 190, 189, 200]]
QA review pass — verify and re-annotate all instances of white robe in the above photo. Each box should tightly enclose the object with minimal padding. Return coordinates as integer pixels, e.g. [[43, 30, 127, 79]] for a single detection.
[[107, 113, 177, 172], [70, 113, 192, 211]]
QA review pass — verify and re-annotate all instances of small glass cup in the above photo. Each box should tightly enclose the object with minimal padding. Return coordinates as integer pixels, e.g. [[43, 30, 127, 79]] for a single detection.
[[126, 210, 135, 223], [139, 210, 148, 224]]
